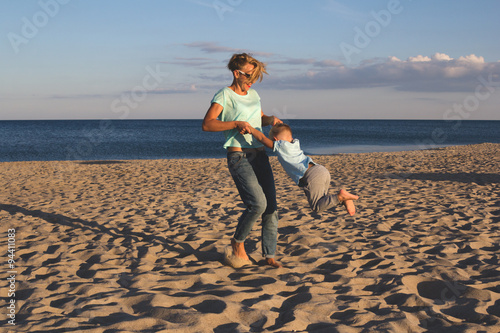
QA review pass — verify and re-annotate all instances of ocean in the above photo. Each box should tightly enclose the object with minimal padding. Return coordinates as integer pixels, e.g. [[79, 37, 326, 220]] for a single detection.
[[0, 119, 499, 162]]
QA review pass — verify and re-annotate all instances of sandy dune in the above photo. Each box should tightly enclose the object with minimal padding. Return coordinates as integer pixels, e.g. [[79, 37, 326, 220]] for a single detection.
[[1, 143, 499, 332]]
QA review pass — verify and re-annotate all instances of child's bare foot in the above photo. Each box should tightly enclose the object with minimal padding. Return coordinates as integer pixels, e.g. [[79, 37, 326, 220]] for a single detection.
[[265, 258, 282, 268], [338, 189, 359, 216], [231, 238, 249, 261]]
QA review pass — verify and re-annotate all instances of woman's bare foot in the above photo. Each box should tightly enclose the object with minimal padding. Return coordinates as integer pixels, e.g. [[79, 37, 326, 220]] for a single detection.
[[231, 238, 249, 261], [337, 189, 359, 216], [265, 258, 282, 268]]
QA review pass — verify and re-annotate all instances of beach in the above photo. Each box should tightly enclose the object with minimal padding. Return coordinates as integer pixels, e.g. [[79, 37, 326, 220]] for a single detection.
[[1, 143, 499, 332]]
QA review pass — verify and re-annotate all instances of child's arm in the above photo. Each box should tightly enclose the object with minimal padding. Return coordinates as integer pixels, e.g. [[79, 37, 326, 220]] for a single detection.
[[249, 126, 274, 149]]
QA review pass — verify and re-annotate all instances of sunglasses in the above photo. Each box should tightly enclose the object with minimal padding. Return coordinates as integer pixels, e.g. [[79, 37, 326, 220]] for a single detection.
[[237, 70, 252, 79]]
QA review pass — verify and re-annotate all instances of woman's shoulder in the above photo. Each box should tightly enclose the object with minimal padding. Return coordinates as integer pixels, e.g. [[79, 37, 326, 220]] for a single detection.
[[212, 87, 232, 103], [214, 87, 231, 95]]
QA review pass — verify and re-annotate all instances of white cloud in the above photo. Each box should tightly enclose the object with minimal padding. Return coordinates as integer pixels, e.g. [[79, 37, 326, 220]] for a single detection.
[[432, 53, 453, 61], [457, 54, 485, 63], [261, 53, 500, 92], [408, 55, 431, 62]]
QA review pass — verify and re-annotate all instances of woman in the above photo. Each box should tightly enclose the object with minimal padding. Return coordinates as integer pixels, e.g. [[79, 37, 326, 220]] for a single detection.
[[202, 53, 282, 268]]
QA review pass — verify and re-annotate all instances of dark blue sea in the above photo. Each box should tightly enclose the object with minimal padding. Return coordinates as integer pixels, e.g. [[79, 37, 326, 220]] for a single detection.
[[0, 119, 499, 162]]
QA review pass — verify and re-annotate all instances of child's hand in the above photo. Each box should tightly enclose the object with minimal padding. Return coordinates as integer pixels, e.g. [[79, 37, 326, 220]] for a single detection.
[[235, 121, 251, 134]]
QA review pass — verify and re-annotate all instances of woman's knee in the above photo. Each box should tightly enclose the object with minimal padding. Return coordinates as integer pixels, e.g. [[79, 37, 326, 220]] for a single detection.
[[250, 198, 267, 215]]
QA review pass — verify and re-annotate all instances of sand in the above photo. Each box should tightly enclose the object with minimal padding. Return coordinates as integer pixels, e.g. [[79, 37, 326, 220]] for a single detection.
[[1, 143, 499, 332]]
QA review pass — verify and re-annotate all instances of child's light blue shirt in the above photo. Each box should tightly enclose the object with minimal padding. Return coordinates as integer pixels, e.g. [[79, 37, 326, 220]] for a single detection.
[[273, 139, 314, 185]]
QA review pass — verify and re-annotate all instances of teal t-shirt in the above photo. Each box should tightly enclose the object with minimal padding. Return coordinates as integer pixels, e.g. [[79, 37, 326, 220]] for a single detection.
[[211, 87, 264, 149]]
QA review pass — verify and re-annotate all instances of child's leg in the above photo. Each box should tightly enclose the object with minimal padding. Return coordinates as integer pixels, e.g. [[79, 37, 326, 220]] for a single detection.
[[301, 165, 339, 212], [301, 165, 358, 215], [337, 189, 359, 216]]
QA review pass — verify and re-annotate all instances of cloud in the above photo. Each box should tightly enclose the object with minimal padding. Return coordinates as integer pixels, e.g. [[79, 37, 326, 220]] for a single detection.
[[49, 93, 110, 99], [457, 54, 485, 63], [433, 53, 454, 61], [262, 53, 500, 92], [184, 42, 239, 54], [150, 84, 198, 94], [315, 59, 344, 67], [162, 47, 499, 94], [162, 57, 216, 67], [184, 42, 274, 57], [180, 43, 341, 70], [161, 57, 231, 72], [408, 55, 431, 62], [269, 57, 342, 68]]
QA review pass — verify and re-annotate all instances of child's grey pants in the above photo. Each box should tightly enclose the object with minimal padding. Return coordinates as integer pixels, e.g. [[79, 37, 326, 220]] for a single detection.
[[299, 164, 339, 212]]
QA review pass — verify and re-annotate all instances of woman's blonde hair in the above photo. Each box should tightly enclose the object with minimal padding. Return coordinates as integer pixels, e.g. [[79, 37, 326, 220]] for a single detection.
[[227, 53, 268, 83], [269, 123, 292, 139]]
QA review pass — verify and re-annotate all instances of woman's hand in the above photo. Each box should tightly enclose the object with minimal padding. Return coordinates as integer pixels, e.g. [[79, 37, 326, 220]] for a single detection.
[[261, 114, 283, 127], [235, 121, 251, 134], [271, 116, 282, 126]]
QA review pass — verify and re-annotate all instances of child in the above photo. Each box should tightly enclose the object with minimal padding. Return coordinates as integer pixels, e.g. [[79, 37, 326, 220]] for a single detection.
[[249, 123, 358, 215]]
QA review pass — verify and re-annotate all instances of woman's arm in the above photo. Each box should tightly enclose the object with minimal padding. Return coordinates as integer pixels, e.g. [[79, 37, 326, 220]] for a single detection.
[[249, 126, 274, 149], [261, 111, 282, 127], [202, 103, 251, 133]]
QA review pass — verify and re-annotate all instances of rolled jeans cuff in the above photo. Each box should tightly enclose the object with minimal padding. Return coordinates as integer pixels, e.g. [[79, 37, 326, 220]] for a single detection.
[[232, 237, 244, 244]]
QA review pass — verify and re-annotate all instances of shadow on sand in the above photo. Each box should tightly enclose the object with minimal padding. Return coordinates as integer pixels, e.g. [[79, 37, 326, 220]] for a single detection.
[[382, 172, 500, 185]]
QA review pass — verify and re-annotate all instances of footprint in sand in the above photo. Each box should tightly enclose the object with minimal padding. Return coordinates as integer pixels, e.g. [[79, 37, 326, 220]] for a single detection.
[[401, 275, 499, 325]]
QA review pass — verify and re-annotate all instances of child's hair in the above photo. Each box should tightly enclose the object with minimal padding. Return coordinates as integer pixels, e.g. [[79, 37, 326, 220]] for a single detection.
[[227, 53, 268, 83], [269, 123, 292, 139]]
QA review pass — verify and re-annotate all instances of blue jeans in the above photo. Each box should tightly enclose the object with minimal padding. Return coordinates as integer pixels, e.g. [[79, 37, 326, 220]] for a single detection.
[[227, 150, 279, 258]]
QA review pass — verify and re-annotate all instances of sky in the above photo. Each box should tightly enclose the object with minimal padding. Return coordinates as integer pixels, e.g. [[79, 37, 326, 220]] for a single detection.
[[1, 0, 500, 120]]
